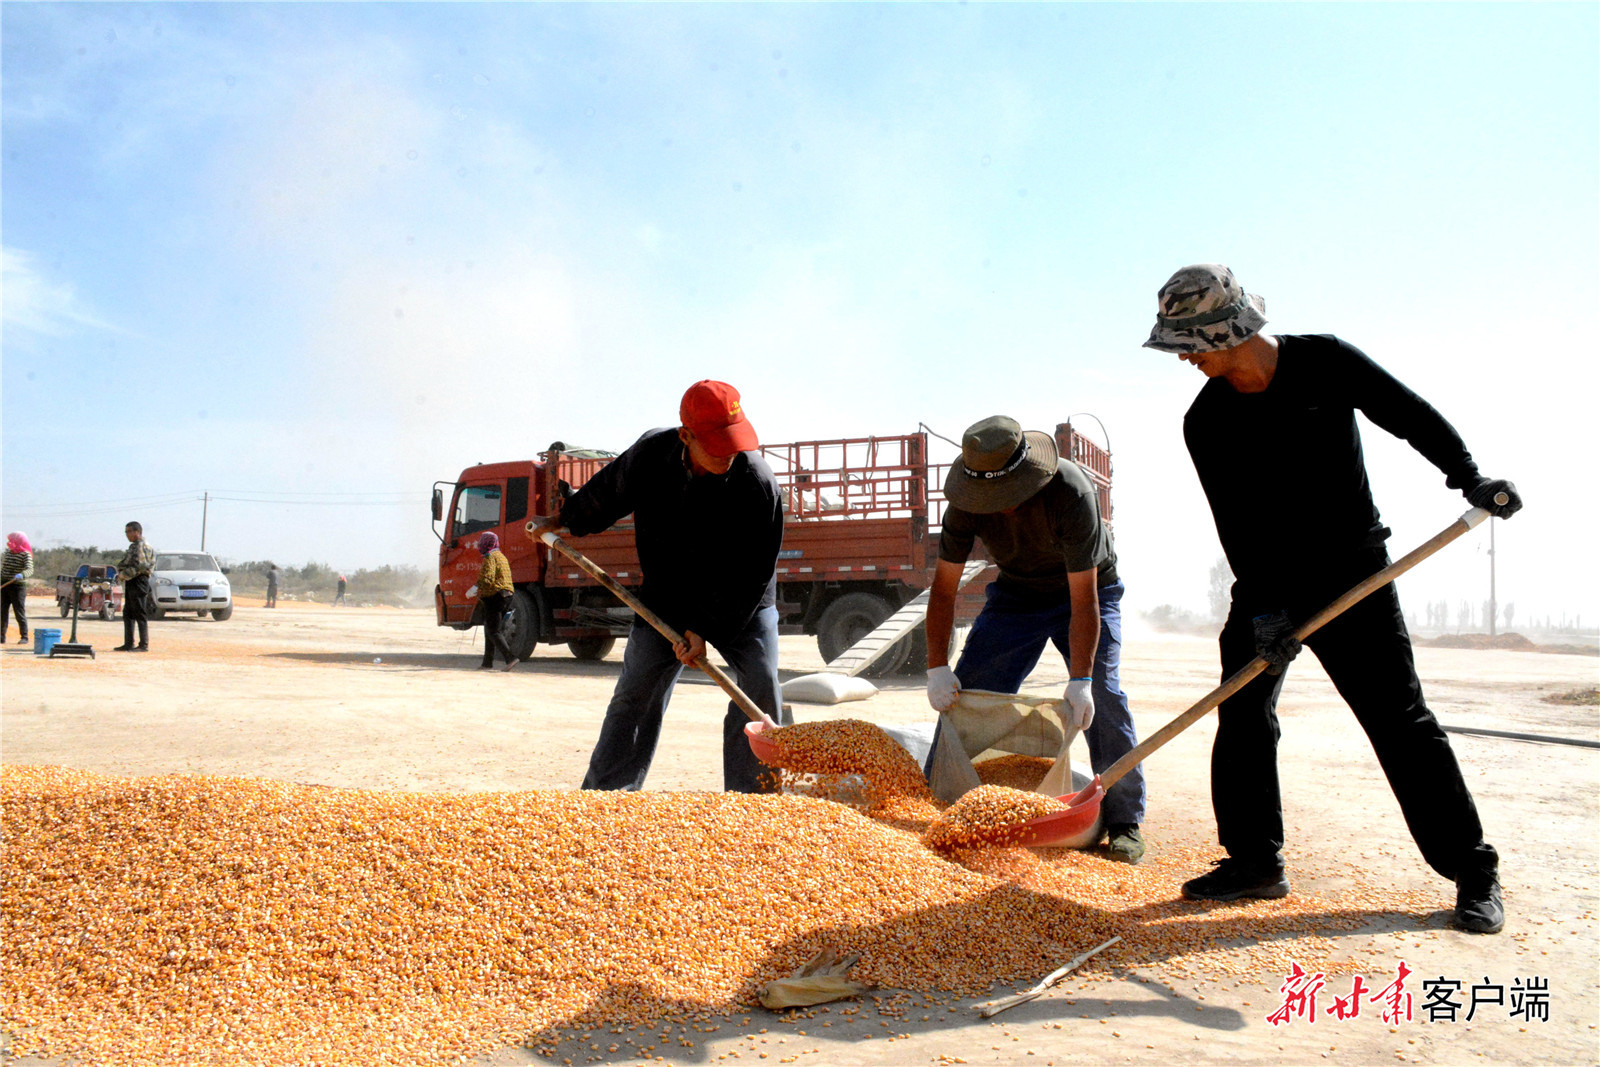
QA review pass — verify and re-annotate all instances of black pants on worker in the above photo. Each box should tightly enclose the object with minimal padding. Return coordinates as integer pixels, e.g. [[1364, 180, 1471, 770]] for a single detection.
[[481, 592, 515, 668], [1, 583, 28, 642], [1213, 548, 1497, 883], [122, 576, 150, 649]]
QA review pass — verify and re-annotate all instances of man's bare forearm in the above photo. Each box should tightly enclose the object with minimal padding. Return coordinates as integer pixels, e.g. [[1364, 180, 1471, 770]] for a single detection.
[[925, 559, 964, 669], [1067, 571, 1100, 679]]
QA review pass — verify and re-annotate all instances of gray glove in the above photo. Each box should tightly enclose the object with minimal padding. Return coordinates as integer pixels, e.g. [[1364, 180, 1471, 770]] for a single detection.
[[1467, 478, 1522, 519], [1251, 611, 1301, 676]]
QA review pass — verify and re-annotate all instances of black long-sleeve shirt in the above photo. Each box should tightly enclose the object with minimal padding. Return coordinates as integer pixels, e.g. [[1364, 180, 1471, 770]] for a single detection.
[[1184, 334, 1481, 586], [560, 428, 784, 645]]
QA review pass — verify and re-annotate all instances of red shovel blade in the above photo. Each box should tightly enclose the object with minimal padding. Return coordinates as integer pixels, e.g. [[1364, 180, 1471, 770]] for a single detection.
[[1013, 776, 1106, 847], [745, 720, 781, 765]]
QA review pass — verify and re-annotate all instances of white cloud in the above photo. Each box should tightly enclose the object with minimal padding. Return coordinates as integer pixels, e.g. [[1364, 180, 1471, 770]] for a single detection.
[[1, 247, 111, 337]]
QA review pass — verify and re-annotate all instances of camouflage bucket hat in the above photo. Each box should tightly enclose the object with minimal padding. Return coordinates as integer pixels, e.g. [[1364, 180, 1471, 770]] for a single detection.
[[1142, 263, 1268, 354], [943, 416, 1059, 515]]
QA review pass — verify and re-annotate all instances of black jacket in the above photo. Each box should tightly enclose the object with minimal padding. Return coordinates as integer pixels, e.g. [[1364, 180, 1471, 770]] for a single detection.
[[1184, 334, 1480, 588], [561, 428, 784, 644]]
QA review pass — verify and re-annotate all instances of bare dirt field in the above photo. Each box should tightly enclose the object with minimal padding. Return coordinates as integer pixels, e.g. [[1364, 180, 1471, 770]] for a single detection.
[[3, 599, 1597, 1066]]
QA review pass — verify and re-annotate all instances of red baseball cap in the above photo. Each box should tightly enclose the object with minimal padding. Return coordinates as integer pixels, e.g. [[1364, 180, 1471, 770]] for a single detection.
[[680, 380, 759, 456]]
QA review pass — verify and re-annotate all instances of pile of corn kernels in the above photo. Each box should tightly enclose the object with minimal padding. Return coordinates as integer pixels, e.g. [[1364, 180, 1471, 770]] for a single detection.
[[3, 745, 1440, 1066], [759, 720, 932, 808], [922, 785, 1066, 851]]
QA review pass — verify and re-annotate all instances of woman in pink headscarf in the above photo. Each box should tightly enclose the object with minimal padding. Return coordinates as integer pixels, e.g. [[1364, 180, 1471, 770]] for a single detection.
[[469, 531, 517, 671], [2, 532, 34, 644]]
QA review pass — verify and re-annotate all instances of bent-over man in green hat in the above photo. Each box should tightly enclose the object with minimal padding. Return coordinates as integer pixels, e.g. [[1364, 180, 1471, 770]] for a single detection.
[[924, 415, 1147, 863]]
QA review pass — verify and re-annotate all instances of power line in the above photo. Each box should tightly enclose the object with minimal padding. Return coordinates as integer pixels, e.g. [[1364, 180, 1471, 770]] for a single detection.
[[2, 498, 204, 518], [211, 496, 416, 507], [211, 489, 415, 499], [2, 491, 203, 512], [4, 489, 418, 515]]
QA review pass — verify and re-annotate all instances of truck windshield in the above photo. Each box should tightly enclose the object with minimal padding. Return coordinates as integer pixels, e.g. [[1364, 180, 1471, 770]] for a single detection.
[[155, 554, 218, 572], [453, 484, 502, 539]]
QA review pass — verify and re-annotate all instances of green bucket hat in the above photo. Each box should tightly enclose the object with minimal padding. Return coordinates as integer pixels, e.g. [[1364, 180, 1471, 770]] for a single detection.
[[1142, 263, 1268, 354], [943, 416, 1059, 514]]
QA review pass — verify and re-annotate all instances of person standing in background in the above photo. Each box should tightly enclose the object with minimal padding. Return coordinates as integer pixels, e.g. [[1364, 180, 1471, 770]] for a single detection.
[[1, 532, 34, 645], [469, 533, 517, 671], [265, 564, 281, 608], [115, 522, 155, 652], [334, 573, 348, 607]]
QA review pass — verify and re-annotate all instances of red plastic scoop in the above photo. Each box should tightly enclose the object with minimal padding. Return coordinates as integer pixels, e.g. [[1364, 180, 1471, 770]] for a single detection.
[[745, 720, 780, 763], [1012, 778, 1106, 846]]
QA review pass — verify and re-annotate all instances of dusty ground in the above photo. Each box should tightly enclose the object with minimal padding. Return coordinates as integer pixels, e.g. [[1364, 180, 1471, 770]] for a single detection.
[[2, 599, 1597, 1066]]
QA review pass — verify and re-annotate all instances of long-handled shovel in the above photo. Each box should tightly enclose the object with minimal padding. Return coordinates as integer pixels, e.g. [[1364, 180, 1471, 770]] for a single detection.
[[525, 522, 778, 731], [1011, 502, 1504, 847]]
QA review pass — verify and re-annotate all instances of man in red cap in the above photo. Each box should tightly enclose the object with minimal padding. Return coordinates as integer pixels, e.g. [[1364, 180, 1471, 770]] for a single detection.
[[535, 380, 788, 792]]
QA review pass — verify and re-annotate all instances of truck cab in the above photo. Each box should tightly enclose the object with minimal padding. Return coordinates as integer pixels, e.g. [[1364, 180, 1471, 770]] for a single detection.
[[433, 448, 638, 661]]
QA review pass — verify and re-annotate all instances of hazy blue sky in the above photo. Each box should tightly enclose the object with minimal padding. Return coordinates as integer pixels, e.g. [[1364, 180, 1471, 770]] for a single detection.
[[3, 2, 1596, 624]]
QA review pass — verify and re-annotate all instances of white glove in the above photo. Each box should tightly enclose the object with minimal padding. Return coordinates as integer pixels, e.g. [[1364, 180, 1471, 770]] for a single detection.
[[1062, 677, 1095, 732], [926, 666, 961, 712], [466, 585, 479, 599]]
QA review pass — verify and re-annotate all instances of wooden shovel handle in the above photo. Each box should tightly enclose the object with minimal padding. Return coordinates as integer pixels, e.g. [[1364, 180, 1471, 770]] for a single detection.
[[527, 521, 776, 727], [1096, 506, 1495, 790]]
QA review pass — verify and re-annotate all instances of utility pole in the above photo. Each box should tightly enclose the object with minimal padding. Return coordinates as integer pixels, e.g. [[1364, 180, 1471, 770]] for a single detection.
[[201, 492, 209, 551], [1488, 517, 1497, 637]]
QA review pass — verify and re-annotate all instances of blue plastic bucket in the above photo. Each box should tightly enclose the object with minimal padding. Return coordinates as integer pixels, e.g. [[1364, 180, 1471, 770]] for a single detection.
[[33, 629, 63, 656]]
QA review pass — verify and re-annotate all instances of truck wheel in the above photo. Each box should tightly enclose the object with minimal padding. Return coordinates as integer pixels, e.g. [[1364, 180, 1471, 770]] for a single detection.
[[211, 605, 233, 621], [816, 592, 911, 677], [99, 603, 113, 621], [509, 588, 542, 660], [568, 636, 616, 661], [58, 601, 70, 618]]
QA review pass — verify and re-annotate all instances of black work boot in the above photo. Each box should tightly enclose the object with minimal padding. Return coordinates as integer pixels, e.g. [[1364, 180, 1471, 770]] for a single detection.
[[1105, 823, 1146, 864], [1454, 869, 1504, 934], [1182, 857, 1290, 901]]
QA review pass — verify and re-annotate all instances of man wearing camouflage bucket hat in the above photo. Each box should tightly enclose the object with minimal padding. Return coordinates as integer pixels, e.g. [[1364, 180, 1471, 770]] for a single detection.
[[923, 416, 1147, 863], [1145, 263, 1523, 933]]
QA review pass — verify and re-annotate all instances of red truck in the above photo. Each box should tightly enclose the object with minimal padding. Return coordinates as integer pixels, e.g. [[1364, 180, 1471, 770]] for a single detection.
[[432, 422, 1111, 675]]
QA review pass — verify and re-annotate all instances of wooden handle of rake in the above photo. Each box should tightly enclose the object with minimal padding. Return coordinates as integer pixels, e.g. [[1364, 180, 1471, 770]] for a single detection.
[[527, 520, 777, 727], [1096, 503, 1501, 791]]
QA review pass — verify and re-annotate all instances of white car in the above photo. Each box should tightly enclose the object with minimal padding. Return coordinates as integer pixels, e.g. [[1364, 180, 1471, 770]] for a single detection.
[[150, 552, 233, 620]]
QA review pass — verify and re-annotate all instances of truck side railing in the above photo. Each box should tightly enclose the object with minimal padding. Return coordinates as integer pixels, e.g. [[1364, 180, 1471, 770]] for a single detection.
[[760, 433, 930, 521], [543, 422, 1110, 531]]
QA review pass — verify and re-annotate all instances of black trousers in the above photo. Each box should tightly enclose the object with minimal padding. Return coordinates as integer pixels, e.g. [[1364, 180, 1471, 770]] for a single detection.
[[481, 592, 515, 667], [1, 582, 27, 640], [1214, 549, 1497, 882], [123, 577, 150, 649]]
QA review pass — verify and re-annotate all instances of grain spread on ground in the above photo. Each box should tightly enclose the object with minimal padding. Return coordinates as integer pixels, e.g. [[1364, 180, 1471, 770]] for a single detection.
[[3, 760, 1445, 1067]]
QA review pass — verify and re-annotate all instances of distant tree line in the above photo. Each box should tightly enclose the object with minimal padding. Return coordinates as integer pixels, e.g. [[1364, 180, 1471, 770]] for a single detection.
[[1142, 557, 1594, 639], [225, 560, 432, 607], [16, 545, 431, 608]]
